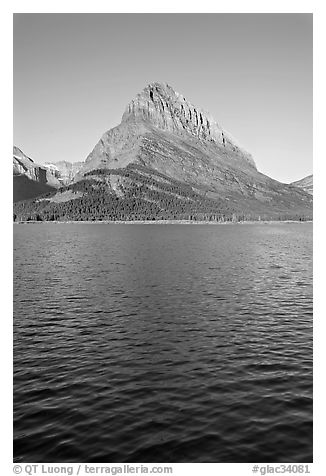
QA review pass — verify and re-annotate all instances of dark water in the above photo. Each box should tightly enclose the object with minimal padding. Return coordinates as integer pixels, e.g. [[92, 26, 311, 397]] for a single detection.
[[13, 223, 313, 463]]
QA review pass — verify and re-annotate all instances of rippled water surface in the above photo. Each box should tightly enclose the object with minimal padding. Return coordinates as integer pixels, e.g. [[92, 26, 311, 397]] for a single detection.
[[14, 223, 313, 462]]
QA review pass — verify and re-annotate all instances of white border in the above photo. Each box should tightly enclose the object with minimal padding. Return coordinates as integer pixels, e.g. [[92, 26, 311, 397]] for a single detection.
[[3, 2, 325, 474]]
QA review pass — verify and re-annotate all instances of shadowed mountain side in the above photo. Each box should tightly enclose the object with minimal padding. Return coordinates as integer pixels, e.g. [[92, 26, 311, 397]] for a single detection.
[[13, 146, 61, 189], [13, 175, 56, 203], [13, 147, 85, 201], [13, 147, 59, 202]]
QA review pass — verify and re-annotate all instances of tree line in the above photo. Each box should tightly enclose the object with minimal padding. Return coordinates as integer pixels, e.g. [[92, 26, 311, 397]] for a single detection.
[[13, 165, 313, 222]]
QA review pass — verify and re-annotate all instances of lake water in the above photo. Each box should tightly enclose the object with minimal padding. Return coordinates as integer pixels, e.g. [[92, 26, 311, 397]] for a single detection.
[[13, 223, 313, 463]]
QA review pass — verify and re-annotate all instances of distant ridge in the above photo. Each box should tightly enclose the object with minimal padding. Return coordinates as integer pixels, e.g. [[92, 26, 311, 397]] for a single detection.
[[44, 161, 84, 185], [290, 175, 313, 195]]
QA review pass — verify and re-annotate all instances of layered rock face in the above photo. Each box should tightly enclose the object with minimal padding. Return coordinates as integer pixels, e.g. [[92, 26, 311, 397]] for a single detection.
[[44, 161, 84, 185], [14, 146, 47, 183], [13, 147, 58, 202], [77, 82, 256, 182], [13, 146, 61, 188], [13, 147, 85, 187], [290, 175, 313, 195], [122, 83, 255, 168]]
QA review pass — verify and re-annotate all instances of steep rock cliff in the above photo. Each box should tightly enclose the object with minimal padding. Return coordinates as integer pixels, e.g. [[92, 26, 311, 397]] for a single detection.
[[44, 161, 84, 185], [13, 146, 60, 202], [13, 146, 61, 188]]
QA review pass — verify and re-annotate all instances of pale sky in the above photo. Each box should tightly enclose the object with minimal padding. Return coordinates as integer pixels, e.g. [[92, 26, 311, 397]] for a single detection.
[[13, 13, 312, 183]]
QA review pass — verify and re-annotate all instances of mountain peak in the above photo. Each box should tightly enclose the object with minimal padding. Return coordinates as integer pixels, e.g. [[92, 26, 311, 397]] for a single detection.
[[13, 146, 34, 164], [122, 82, 254, 167], [122, 81, 213, 131], [138, 81, 180, 97]]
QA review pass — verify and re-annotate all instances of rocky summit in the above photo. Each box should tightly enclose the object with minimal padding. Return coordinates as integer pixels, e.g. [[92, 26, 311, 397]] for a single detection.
[[75, 82, 256, 182], [122, 83, 255, 167], [13, 82, 313, 221]]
